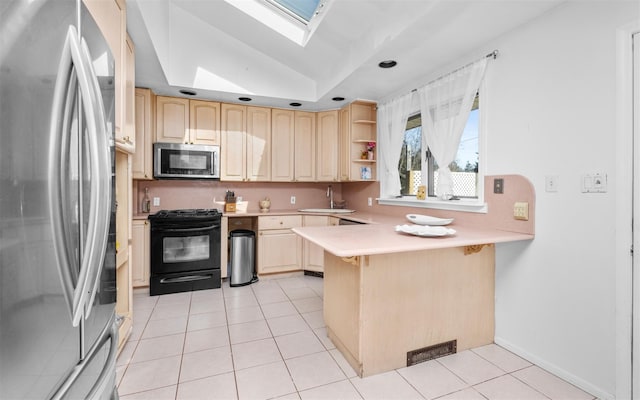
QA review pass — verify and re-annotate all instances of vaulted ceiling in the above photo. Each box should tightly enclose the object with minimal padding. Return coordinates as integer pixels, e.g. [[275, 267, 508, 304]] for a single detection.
[[127, 0, 563, 111]]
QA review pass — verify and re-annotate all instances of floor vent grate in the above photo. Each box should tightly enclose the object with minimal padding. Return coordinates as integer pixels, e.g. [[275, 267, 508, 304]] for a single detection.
[[407, 340, 457, 367], [304, 270, 324, 278]]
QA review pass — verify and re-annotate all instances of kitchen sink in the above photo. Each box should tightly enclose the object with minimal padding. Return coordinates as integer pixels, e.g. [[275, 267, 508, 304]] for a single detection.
[[298, 208, 356, 214]]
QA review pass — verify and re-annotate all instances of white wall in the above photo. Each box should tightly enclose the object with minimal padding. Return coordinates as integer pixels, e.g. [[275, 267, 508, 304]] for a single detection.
[[480, 2, 639, 398]]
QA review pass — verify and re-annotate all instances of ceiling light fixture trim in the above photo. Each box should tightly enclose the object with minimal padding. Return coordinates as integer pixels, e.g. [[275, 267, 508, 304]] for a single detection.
[[378, 60, 398, 69]]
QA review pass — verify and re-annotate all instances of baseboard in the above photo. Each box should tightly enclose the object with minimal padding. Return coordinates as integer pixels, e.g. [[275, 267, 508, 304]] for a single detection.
[[494, 336, 612, 400]]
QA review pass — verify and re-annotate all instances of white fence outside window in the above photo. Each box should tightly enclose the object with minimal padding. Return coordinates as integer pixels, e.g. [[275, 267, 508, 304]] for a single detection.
[[409, 171, 477, 197]]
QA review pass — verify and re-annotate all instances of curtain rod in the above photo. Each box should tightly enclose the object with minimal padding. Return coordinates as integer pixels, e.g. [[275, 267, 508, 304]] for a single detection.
[[410, 49, 498, 93]]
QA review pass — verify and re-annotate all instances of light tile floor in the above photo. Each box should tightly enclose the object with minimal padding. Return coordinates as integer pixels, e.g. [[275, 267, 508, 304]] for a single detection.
[[116, 275, 596, 400]]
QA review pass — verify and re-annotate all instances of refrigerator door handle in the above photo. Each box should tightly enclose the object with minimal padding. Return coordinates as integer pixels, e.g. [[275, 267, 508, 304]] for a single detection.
[[77, 36, 112, 319], [48, 26, 82, 321], [50, 314, 118, 400], [48, 25, 111, 327]]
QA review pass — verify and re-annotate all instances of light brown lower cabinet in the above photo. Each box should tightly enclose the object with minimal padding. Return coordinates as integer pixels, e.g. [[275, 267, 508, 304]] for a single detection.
[[131, 219, 150, 287], [302, 215, 336, 272], [257, 215, 302, 274]]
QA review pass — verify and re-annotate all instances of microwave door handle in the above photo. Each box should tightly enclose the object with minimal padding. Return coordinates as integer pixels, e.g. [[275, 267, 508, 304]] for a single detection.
[[48, 26, 81, 321], [75, 35, 113, 321]]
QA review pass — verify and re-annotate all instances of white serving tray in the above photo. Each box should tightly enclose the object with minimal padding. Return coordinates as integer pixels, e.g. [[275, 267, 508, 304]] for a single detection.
[[406, 214, 454, 226], [395, 224, 456, 237]]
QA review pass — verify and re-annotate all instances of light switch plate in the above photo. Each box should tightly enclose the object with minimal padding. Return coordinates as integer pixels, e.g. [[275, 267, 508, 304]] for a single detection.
[[153, 197, 160, 206]]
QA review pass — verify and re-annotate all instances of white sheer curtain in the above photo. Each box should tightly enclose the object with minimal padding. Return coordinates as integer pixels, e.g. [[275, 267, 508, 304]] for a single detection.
[[417, 58, 487, 199], [377, 93, 413, 198]]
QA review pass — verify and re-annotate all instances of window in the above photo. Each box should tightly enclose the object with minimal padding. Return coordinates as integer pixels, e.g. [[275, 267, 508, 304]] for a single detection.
[[398, 93, 480, 200], [224, 0, 328, 46], [269, 0, 321, 23]]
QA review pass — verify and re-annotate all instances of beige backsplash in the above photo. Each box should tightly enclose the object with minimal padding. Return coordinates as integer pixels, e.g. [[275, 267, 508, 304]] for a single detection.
[[133, 180, 344, 215]]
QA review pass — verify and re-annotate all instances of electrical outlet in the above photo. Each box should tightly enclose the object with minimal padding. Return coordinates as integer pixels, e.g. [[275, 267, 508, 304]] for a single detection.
[[367, 197, 373, 206], [290, 196, 296, 205], [153, 197, 160, 206], [513, 201, 529, 221]]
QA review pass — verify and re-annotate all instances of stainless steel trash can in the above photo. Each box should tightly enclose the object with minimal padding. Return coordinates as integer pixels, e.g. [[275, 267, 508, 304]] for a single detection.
[[229, 229, 258, 287]]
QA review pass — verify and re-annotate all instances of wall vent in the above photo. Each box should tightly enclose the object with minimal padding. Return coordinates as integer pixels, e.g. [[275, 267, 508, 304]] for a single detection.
[[406, 340, 457, 367], [304, 270, 324, 278]]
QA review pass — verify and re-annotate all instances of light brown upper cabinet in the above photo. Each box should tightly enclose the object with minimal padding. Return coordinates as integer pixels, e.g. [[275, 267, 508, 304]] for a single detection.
[[84, 0, 131, 152], [123, 33, 135, 151], [156, 96, 190, 143], [246, 106, 271, 181], [316, 110, 339, 182], [156, 96, 221, 145], [221, 104, 271, 181], [133, 88, 155, 180], [294, 111, 316, 182], [339, 107, 351, 181], [271, 109, 295, 181], [190, 100, 221, 145]]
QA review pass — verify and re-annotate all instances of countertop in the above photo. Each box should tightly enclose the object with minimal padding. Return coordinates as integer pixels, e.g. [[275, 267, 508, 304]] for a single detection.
[[134, 209, 533, 256], [292, 213, 534, 257]]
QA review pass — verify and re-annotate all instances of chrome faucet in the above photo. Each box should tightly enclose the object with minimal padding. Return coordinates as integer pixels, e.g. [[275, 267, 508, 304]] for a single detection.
[[327, 185, 334, 209]]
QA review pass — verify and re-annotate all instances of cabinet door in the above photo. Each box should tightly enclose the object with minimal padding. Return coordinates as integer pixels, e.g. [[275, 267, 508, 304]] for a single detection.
[[156, 96, 189, 143], [132, 220, 150, 287], [246, 106, 271, 181], [339, 106, 351, 181], [316, 110, 339, 182], [133, 88, 154, 179], [271, 109, 295, 181], [221, 103, 247, 181], [123, 34, 135, 150], [115, 151, 130, 268], [190, 100, 220, 145], [303, 216, 330, 272], [84, 0, 125, 143], [294, 111, 316, 181], [258, 229, 302, 274]]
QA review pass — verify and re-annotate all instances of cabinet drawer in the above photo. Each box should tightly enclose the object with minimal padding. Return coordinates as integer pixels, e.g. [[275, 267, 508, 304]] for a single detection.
[[229, 217, 254, 232], [258, 215, 302, 230]]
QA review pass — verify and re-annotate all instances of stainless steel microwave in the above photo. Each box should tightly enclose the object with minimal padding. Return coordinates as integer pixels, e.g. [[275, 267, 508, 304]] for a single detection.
[[153, 143, 220, 179]]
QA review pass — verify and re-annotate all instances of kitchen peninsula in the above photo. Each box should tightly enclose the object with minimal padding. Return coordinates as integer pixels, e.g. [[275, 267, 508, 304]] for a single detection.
[[292, 175, 535, 378]]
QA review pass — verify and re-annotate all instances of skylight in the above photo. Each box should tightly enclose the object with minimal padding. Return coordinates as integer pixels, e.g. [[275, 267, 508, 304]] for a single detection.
[[269, 0, 321, 23], [224, 0, 330, 47]]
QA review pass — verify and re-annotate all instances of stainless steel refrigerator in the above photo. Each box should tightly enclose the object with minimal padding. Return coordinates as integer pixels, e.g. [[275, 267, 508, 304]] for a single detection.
[[0, 0, 118, 398]]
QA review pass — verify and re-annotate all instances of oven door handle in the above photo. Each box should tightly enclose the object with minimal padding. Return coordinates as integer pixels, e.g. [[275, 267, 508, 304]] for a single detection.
[[159, 225, 219, 233], [160, 274, 214, 284]]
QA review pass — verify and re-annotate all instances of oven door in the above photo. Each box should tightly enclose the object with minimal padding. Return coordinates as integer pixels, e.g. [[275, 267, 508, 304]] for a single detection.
[[150, 220, 221, 275]]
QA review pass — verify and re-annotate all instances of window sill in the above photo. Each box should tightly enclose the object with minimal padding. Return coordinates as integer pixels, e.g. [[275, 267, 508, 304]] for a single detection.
[[377, 197, 488, 213]]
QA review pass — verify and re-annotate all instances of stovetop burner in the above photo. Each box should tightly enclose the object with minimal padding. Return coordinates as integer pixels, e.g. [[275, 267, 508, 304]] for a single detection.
[[149, 208, 222, 220]]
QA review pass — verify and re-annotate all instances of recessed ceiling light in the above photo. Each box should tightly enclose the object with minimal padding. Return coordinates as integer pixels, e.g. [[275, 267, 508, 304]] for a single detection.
[[332, 97, 345, 102], [289, 102, 302, 107], [378, 60, 397, 69], [179, 89, 197, 96], [238, 97, 252, 102]]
